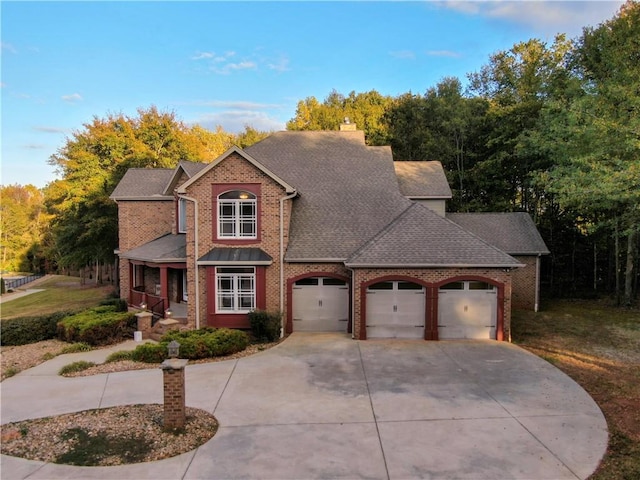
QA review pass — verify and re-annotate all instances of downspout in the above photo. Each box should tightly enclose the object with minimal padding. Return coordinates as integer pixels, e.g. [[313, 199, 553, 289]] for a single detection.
[[279, 191, 297, 338], [178, 195, 200, 329], [347, 267, 356, 339], [535, 254, 541, 312]]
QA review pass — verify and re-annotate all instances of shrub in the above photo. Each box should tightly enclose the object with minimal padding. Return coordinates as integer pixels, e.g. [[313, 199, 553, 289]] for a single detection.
[[105, 350, 134, 363], [56, 306, 136, 346], [248, 310, 282, 342], [130, 343, 167, 363], [59, 361, 96, 375], [60, 343, 93, 354], [98, 297, 128, 312], [1, 311, 75, 346], [130, 328, 249, 363]]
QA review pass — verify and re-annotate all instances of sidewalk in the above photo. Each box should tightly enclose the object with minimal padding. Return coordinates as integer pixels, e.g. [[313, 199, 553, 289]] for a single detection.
[[0, 275, 52, 304]]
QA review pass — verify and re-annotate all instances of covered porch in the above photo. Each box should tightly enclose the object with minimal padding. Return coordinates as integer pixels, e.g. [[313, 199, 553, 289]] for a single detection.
[[120, 234, 188, 322]]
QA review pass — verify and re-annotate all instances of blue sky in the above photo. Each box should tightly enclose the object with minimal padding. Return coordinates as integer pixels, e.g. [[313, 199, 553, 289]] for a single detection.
[[1, 1, 623, 188]]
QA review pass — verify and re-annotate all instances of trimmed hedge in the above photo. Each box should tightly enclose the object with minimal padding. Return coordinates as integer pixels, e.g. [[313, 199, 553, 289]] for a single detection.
[[56, 306, 136, 346], [248, 310, 282, 342], [98, 297, 128, 312], [1, 311, 75, 346], [131, 328, 250, 363]]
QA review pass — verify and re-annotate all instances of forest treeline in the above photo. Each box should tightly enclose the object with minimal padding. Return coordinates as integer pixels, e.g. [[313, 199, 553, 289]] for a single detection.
[[1, 1, 638, 304]]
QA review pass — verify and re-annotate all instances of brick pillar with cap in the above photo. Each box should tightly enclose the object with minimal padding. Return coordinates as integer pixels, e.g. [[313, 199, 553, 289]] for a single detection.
[[161, 355, 188, 430]]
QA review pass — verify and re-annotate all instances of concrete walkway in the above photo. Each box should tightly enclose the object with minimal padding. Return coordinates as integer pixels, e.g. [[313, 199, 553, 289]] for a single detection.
[[0, 334, 608, 480]]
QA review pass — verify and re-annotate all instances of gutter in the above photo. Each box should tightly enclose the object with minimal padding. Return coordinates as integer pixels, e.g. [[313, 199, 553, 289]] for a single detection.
[[177, 195, 201, 329], [279, 190, 298, 338], [535, 254, 542, 312]]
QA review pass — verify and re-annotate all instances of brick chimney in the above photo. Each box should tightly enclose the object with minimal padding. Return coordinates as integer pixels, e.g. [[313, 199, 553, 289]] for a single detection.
[[339, 117, 357, 131]]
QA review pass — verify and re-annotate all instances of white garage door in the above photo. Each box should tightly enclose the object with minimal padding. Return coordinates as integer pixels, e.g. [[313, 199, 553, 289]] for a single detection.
[[292, 277, 349, 332], [366, 281, 425, 339], [438, 281, 497, 339]]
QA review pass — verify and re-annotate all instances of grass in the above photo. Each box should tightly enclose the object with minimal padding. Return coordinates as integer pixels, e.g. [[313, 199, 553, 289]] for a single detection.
[[0, 275, 115, 320], [59, 342, 93, 354], [512, 299, 640, 480], [59, 361, 96, 375]]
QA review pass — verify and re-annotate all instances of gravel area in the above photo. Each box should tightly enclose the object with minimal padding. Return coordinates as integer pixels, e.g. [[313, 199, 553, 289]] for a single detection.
[[1, 339, 68, 380], [0, 405, 218, 466]]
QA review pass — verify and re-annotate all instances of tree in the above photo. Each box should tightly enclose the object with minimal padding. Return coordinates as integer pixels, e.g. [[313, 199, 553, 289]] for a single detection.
[[0, 184, 47, 272], [540, 1, 640, 305], [286, 90, 393, 144], [467, 35, 575, 213]]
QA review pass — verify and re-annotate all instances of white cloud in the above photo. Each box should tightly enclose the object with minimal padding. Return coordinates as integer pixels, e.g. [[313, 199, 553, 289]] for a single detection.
[[191, 51, 215, 60], [438, 1, 624, 37], [267, 57, 290, 72], [176, 100, 283, 110], [390, 50, 416, 60], [191, 49, 290, 75], [191, 110, 285, 133], [62, 93, 83, 103], [33, 126, 68, 134], [22, 143, 46, 150], [1, 42, 17, 54], [426, 50, 462, 58], [212, 61, 257, 75]]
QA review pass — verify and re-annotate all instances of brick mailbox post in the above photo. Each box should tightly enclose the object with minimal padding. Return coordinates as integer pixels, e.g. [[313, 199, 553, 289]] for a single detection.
[[161, 340, 188, 430]]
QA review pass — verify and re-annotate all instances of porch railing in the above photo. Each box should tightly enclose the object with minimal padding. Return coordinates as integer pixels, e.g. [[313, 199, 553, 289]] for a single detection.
[[129, 289, 167, 325]]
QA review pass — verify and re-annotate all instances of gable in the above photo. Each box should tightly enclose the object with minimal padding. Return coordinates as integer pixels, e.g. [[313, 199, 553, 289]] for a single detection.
[[346, 203, 522, 268], [394, 161, 452, 199], [176, 146, 295, 195]]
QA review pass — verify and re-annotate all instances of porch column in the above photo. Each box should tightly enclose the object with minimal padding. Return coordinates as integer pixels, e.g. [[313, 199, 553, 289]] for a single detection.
[[160, 266, 169, 306]]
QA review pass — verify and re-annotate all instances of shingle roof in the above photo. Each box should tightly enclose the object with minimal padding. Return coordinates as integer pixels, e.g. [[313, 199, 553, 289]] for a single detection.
[[119, 234, 186, 262], [394, 161, 452, 198], [198, 248, 273, 265], [447, 212, 550, 255], [110, 168, 174, 200], [245, 131, 412, 260], [346, 203, 522, 267]]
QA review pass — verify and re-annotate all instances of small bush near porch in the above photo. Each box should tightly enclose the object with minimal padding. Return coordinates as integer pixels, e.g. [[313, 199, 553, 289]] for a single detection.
[[130, 328, 249, 363], [248, 310, 281, 342], [57, 306, 136, 346]]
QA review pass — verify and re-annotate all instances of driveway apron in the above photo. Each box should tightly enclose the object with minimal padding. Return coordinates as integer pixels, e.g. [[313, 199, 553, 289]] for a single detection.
[[0, 333, 607, 480]]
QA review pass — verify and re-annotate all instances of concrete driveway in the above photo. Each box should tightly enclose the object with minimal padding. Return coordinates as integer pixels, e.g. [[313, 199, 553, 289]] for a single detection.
[[0, 333, 607, 479]]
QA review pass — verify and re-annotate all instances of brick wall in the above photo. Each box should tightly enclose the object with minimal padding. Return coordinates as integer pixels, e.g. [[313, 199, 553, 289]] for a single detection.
[[116, 200, 174, 298], [351, 267, 513, 341], [511, 255, 539, 311], [182, 153, 292, 327]]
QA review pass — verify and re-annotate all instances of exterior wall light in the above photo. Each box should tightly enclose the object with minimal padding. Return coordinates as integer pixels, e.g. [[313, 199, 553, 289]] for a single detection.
[[140, 302, 147, 310]]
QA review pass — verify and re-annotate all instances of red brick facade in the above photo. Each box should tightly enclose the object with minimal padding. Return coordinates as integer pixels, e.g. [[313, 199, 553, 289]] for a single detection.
[[511, 255, 540, 311], [115, 150, 529, 342]]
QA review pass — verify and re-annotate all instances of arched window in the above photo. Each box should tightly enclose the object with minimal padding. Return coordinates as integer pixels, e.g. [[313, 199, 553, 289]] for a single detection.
[[218, 190, 257, 239]]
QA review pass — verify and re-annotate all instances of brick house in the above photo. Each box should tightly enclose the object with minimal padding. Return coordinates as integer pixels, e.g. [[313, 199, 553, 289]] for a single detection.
[[110, 126, 548, 341]]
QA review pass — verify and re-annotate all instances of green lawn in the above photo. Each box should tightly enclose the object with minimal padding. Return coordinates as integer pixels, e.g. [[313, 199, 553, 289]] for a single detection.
[[512, 300, 640, 480], [1, 275, 116, 320]]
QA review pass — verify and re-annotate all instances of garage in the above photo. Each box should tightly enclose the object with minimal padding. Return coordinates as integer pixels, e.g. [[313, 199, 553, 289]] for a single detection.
[[438, 281, 497, 339], [366, 281, 425, 339], [292, 277, 349, 332]]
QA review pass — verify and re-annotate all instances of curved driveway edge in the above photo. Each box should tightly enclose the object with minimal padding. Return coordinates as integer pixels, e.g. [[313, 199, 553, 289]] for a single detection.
[[0, 333, 607, 479]]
